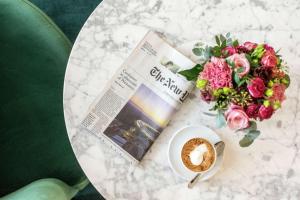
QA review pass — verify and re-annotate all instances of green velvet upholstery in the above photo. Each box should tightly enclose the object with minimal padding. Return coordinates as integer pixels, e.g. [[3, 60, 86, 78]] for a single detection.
[[27, 1, 105, 199], [0, 0, 85, 196], [26, 1, 104, 199], [29, 0, 102, 42]]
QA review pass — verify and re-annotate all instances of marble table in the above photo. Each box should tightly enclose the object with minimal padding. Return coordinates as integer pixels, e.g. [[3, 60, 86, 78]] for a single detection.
[[63, 0, 300, 199]]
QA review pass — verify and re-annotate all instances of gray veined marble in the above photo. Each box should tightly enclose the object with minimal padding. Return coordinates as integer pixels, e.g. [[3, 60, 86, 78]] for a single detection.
[[63, 0, 300, 199]]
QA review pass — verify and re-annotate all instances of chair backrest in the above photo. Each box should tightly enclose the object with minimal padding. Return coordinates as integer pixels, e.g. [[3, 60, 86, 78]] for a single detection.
[[0, 0, 85, 196]]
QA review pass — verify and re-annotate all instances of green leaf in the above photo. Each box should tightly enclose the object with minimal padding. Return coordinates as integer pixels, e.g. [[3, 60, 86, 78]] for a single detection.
[[282, 74, 290, 88], [220, 34, 226, 42], [221, 40, 227, 49], [247, 121, 257, 131], [226, 59, 235, 68], [178, 64, 203, 81], [236, 67, 244, 73], [275, 48, 281, 55], [245, 53, 259, 68], [192, 48, 203, 56], [236, 121, 257, 133], [211, 46, 221, 57], [239, 130, 260, 147], [237, 79, 247, 87], [215, 36, 221, 46], [216, 111, 226, 128], [226, 32, 231, 38], [204, 46, 212, 59], [232, 40, 239, 47], [245, 54, 252, 62], [234, 73, 240, 84]]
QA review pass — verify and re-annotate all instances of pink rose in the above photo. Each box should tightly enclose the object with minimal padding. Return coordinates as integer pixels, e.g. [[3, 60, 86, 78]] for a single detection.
[[243, 42, 257, 51], [258, 105, 274, 120], [247, 77, 266, 98], [264, 44, 275, 54], [261, 51, 277, 68], [246, 104, 261, 119], [225, 105, 250, 130], [222, 46, 238, 56], [227, 53, 250, 77]]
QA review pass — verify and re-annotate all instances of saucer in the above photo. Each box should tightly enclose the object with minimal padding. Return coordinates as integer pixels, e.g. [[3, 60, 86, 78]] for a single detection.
[[168, 125, 224, 181]]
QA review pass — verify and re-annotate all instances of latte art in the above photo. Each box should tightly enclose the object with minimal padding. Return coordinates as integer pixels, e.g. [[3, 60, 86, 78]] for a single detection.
[[189, 144, 208, 165], [181, 138, 216, 172]]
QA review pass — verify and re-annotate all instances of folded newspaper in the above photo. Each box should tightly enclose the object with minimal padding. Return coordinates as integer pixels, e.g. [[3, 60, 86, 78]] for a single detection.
[[81, 31, 196, 163]]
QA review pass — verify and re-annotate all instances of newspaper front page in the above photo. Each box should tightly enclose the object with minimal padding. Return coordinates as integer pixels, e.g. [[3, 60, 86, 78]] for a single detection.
[[81, 31, 195, 163]]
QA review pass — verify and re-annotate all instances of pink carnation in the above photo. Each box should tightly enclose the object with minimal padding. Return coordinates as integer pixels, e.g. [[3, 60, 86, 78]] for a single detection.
[[199, 57, 232, 90]]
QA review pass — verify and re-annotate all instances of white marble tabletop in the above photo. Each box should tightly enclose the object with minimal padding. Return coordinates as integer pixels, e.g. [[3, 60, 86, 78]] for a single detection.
[[63, 0, 300, 199]]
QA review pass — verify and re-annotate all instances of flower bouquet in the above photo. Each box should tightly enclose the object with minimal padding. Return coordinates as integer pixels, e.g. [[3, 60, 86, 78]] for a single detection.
[[179, 33, 290, 147]]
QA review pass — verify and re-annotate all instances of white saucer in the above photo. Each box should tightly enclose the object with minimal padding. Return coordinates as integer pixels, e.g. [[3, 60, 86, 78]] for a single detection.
[[168, 125, 224, 181]]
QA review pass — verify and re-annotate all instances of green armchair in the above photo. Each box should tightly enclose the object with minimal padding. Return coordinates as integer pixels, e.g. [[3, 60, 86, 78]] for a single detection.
[[0, 0, 102, 199]]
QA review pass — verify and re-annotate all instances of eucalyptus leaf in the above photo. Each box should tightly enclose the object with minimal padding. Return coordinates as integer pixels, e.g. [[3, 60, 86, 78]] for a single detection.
[[204, 46, 212, 59], [227, 38, 233, 46], [239, 130, 261, 147], [216, 111, 226, 128], [203, 112, 217, 117], [238, 121, 257, 132], [226, 32, 231, 38], [248, 121, 257, 131], [192, 48, 203, 56], [194, 42, 204, 48]]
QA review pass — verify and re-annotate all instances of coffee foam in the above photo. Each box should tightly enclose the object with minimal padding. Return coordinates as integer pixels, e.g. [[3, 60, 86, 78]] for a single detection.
[[181, 138, 215, 172]]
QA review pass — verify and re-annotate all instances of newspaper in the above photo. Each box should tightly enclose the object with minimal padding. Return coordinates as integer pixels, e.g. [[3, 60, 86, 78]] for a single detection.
[[81, 31, 196, 163]]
